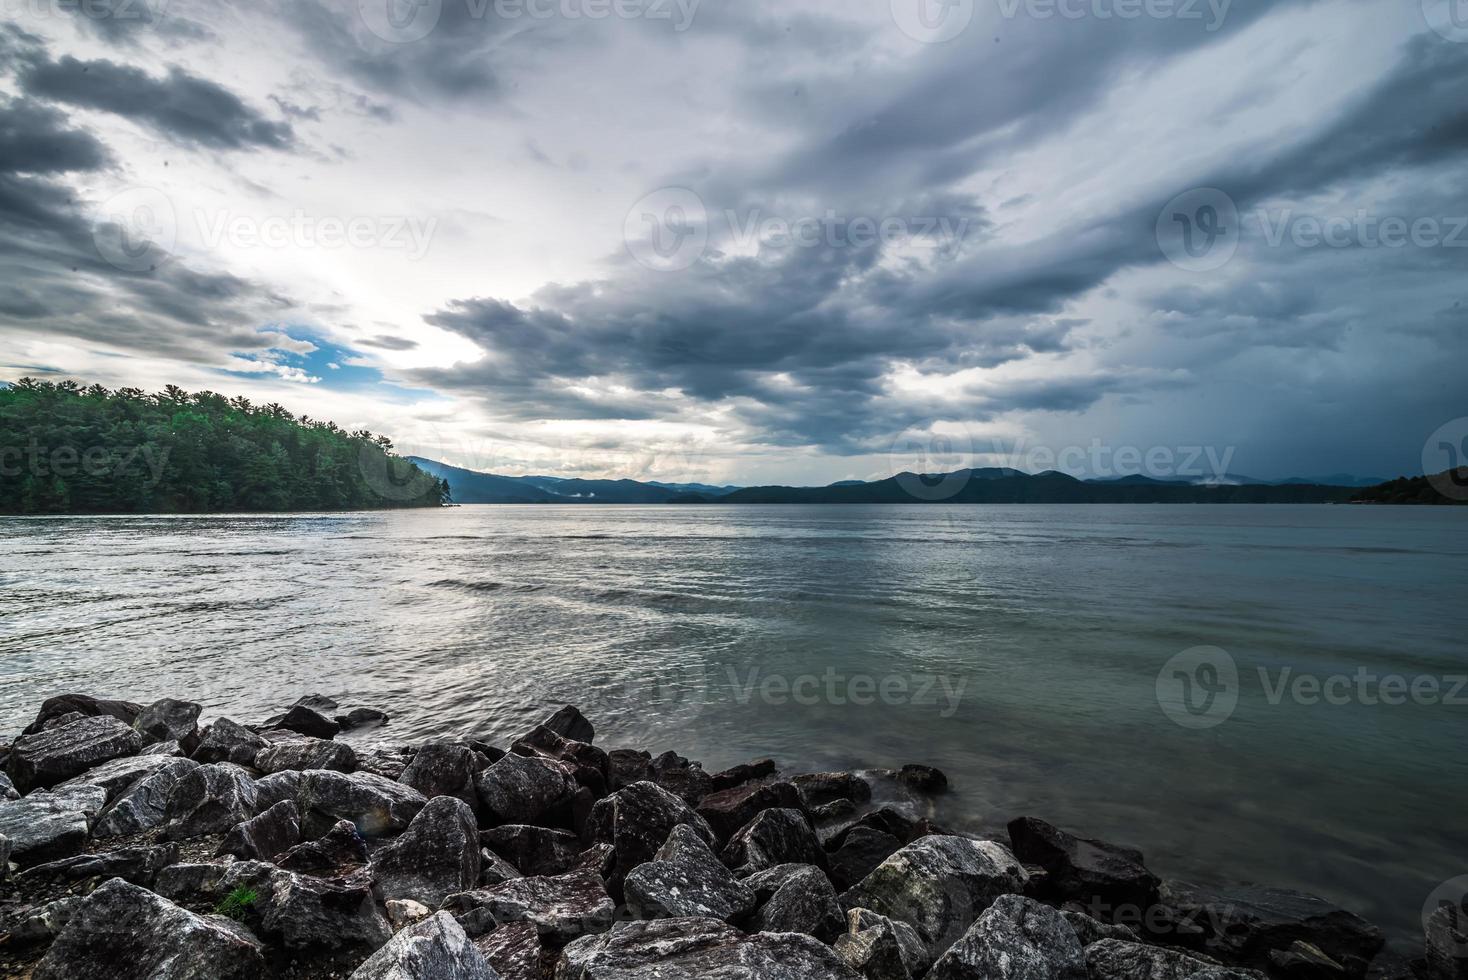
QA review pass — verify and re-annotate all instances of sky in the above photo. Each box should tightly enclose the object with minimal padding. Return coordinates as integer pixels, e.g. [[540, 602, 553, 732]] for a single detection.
[[0, 0, 1464, 487]]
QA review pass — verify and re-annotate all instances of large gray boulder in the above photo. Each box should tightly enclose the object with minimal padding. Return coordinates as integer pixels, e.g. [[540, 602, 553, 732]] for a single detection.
[[133, 698, 202, 749], [296, 769, 428, 837], [475, 752, 577, 827], [696, 780, 804, 844], [558, 916, 862, 979], [217, 799, 301, 861], [54, 753, 183, 802], [746, 864, 844, 940], [839, 835, 1029, 963], [164, 763, 259, 839], [587, 781, 717, 895], [372, 796, 481, 907], [351, 911, 498, 979], [92, 757, 200, 837], [23, 694, 141, 734], [255, 737, 357, 775], [220, 860, 392, 951], [16, 843, 178, 888], [33, 879, 265, 979], [192, 718, 269, 767], [399, 741, 480, 808], [1084, 938, 1266, 980], [472, 921, 549, 979], [0, 783, 106, 866], [7, 716, 143, 793], [482, 825, 583, 878], [926, 894, 1087, 980], [444, 866, 615, 943], [829, 827, 903, 892], [791, 772, 872, 809], [833, 914, 911, 980], [723, 808, 826, 877], [625, 824, 757, 923], [1007, 817, 1160, 912], [846, 908, 930, 978], [277, 819, 370, 872]]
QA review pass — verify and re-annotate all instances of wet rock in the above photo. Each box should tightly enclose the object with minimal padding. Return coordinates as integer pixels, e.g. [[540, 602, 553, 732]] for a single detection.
[[192, 718, 269, 767], [792, 772, 872, 809], [1085, 938, 1265, 980], [926, 893, 1087, 980], [476, 752, 577, 827], [296, 768, 428, 837], [649, 751, 715, 807], [337, 707, 391, 730], [483, 825, 583, 877], [1425, 903, 1468, 980], [274, 703, 341, 739], [840, 835, 1029, 963], [399, 740, 480, 808], [541, 704, 596, 744], [1007, 816, 1159, 912], [222, 860, 392, 951], [294, 694, 340, 713], [625, 824, 757, 923], [9, 896, 81, 945], [824, 807, 922, 850], [896, 765, 948, 796], [1269, 941, 1349, 979], [34, 878, 265, 980], [834, 914, 912, 980], [17, 842, 178, 887], [586, 781, 717, 895], [558, 916, 862, 980], [746, 863, 844, 940], [723, 808, 826, 877], [350, 911, 496, 979], [473, 920, 551, 980], [7, 715, 143, 793], [829, 827, 903, 892], [847, 908, 930, 977], [0, 783, 105, 865], [164, 762, 259, 839], [813, 799, 859, 824], [696, 780, 805, 844], [445, 866, 615, 942], [256, 737, 357, 775], [710, 758, 779, 792], [23, 694, 141, 735], [277, 818, 370, 872], [607, 749, 654, 791], [218, 799, 301, 860], [133, 698, 202, 750], [372, 796, 481, 907]]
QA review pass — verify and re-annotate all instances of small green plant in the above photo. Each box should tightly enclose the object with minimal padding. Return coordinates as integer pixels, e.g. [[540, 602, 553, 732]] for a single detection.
[[214, 887, 259, 921]]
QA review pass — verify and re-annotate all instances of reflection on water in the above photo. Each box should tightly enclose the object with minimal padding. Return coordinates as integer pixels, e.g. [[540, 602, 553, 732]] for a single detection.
[[1, 504, 1465, 948]]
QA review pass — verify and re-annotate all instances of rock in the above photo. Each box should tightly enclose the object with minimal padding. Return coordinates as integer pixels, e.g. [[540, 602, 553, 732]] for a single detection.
[[164, 762, 259, 839], [133, 698, 202, 749], [1085, 938, 1265, 980], [1060, 907, 1137, 945], [483, 825, 583, 877], [0, 772, 17, 799], [723, 808, 826, 877], [142, 740, 184, 756], [350, 911, 496, 979], [223, 860, 393, 951], [296, 768, 428, 837], [710, 758, 779, 791], [192, 718, 269, 767], [256, 737, 358, 774], [482, 847, 525, 886], [1007, 817, 1159, 912], [840, 835, 1029, 962], [896, 765, 948, 795], [7, 715, 143, 793], [256, 769, 304, 808], [813, 799, 859, 824], [792, 772, 872, 809], [834, 915, 912, 980], [277, 818, 370, 871], [608, 749, 654, 790], [56, 752, 186, 802], [17, 842, 178, 887], [0, 831, 9, 881], [274, 703, 341, 739], [847, 908, 930, 977], [926, 893, 1087, 980], [1426, 902, 1468, 980], [476, 752, 577, 827], [372, 796, 481, 907], [358, 747, 414, 780], [92, 757, 200, 837], [829, 828, 903, 892], [34, 878, 265, 979], [473, 920, 551, 980], [824, 807, 923, 850], [218, 799, 301, 860], [697, 780, 805, 844], [294, 694, 340, 713], [649, 751, 715, 807], [445, 866, 615, 942], [337, 707, 391, 730], [746, 863, 844, 940], [1269, 941, 1349, 979], [9, 896, 82, 945], [541, 704, 595, 744], [558, 916, 862, 979], [513, 726, 610, 797], [23, 694, 141, 735], [399, 741, 480, 808], [155, 861, 230, 902], [42, 711, 88, 730], [387, 899, 434, 930], [0, 784, 105, 865], [625, 824, 758, 923], [587, 781, 717, 895]]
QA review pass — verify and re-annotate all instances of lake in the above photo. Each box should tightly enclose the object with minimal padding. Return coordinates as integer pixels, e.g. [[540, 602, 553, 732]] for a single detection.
[[1, 504, 1464, 949]]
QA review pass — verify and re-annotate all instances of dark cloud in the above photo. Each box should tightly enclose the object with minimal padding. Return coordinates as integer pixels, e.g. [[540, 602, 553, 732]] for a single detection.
[[359, 334, 420, 351], [0, 100, 112, 174]]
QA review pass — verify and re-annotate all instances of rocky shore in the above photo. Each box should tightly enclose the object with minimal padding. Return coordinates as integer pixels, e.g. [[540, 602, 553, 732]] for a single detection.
[[0, 693, 1451, 979]]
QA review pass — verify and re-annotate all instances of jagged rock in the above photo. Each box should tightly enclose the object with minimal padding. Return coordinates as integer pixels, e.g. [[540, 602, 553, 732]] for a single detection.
[[256, 769, 304, 808], [222, 861, 392, 951], [1161, 881, 1385, 978], [133, 698, 202, 749], [1061, 907, 1137, 945], [558, 916, 862, 979], [608, 749, 654, 790], [34, 878, 265, 979], [473, 920, 550, 980], [483, 825, 583, 877], [142, 739, 184, 756], [0, 783, 105, 865], [296, 769, 427, 837], [830, 828, 903, 891], [164, 762, 259, 839], [649, 751, 714, 807], [482, 848, 525, 886], [0, 772, 17, 799], [847, 908, 930, 977], [277, 819, 370, 872], [723, 808, 826, 877], [92, 757, 200, 837], [587, 781, 717, 895], [840, 835, 1029, 962], [218, 799, 301, 860], [710, 758, 779, 791], [256, 737, 357, 774], [155, 861, 230, 902], [541, 704, 596, 744], [7, 715, 143, 793], [192, 718, 269, 767], [17, 842, 178, 887], [274, 704, 341, 739], [400, 741, 480, 808], [294, 694, 340, 713], [513, 726, 610, 797], [358, 747, 413, 781], [350, 911, 496, 979], [746, 863, 844, 940], [1007, 817, 1159, 912], [926, 894, 1086, 980], [792, 772, 872, 809], [824, 807, 923, 850], [1269, 941, 1349, 979], [387, 899, 434, 930], [9, 896, 81, 945], [372, 796, 481, 907], [42, 711, 88, 730], [23, 694, 141, 735], [895, 765, 947, 795], [625, 824, 758, 923], [56, 752, 186, 803], [1084, 938, 1266, 980], [337, 707, 391, 730], [476, 752, 577, 827], [697, 780, 805, 844], [814, 799, 860, 824], [834, 914, 911, 980], [1425, 903, 1468, 980], [445, 866, 615, 942]]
